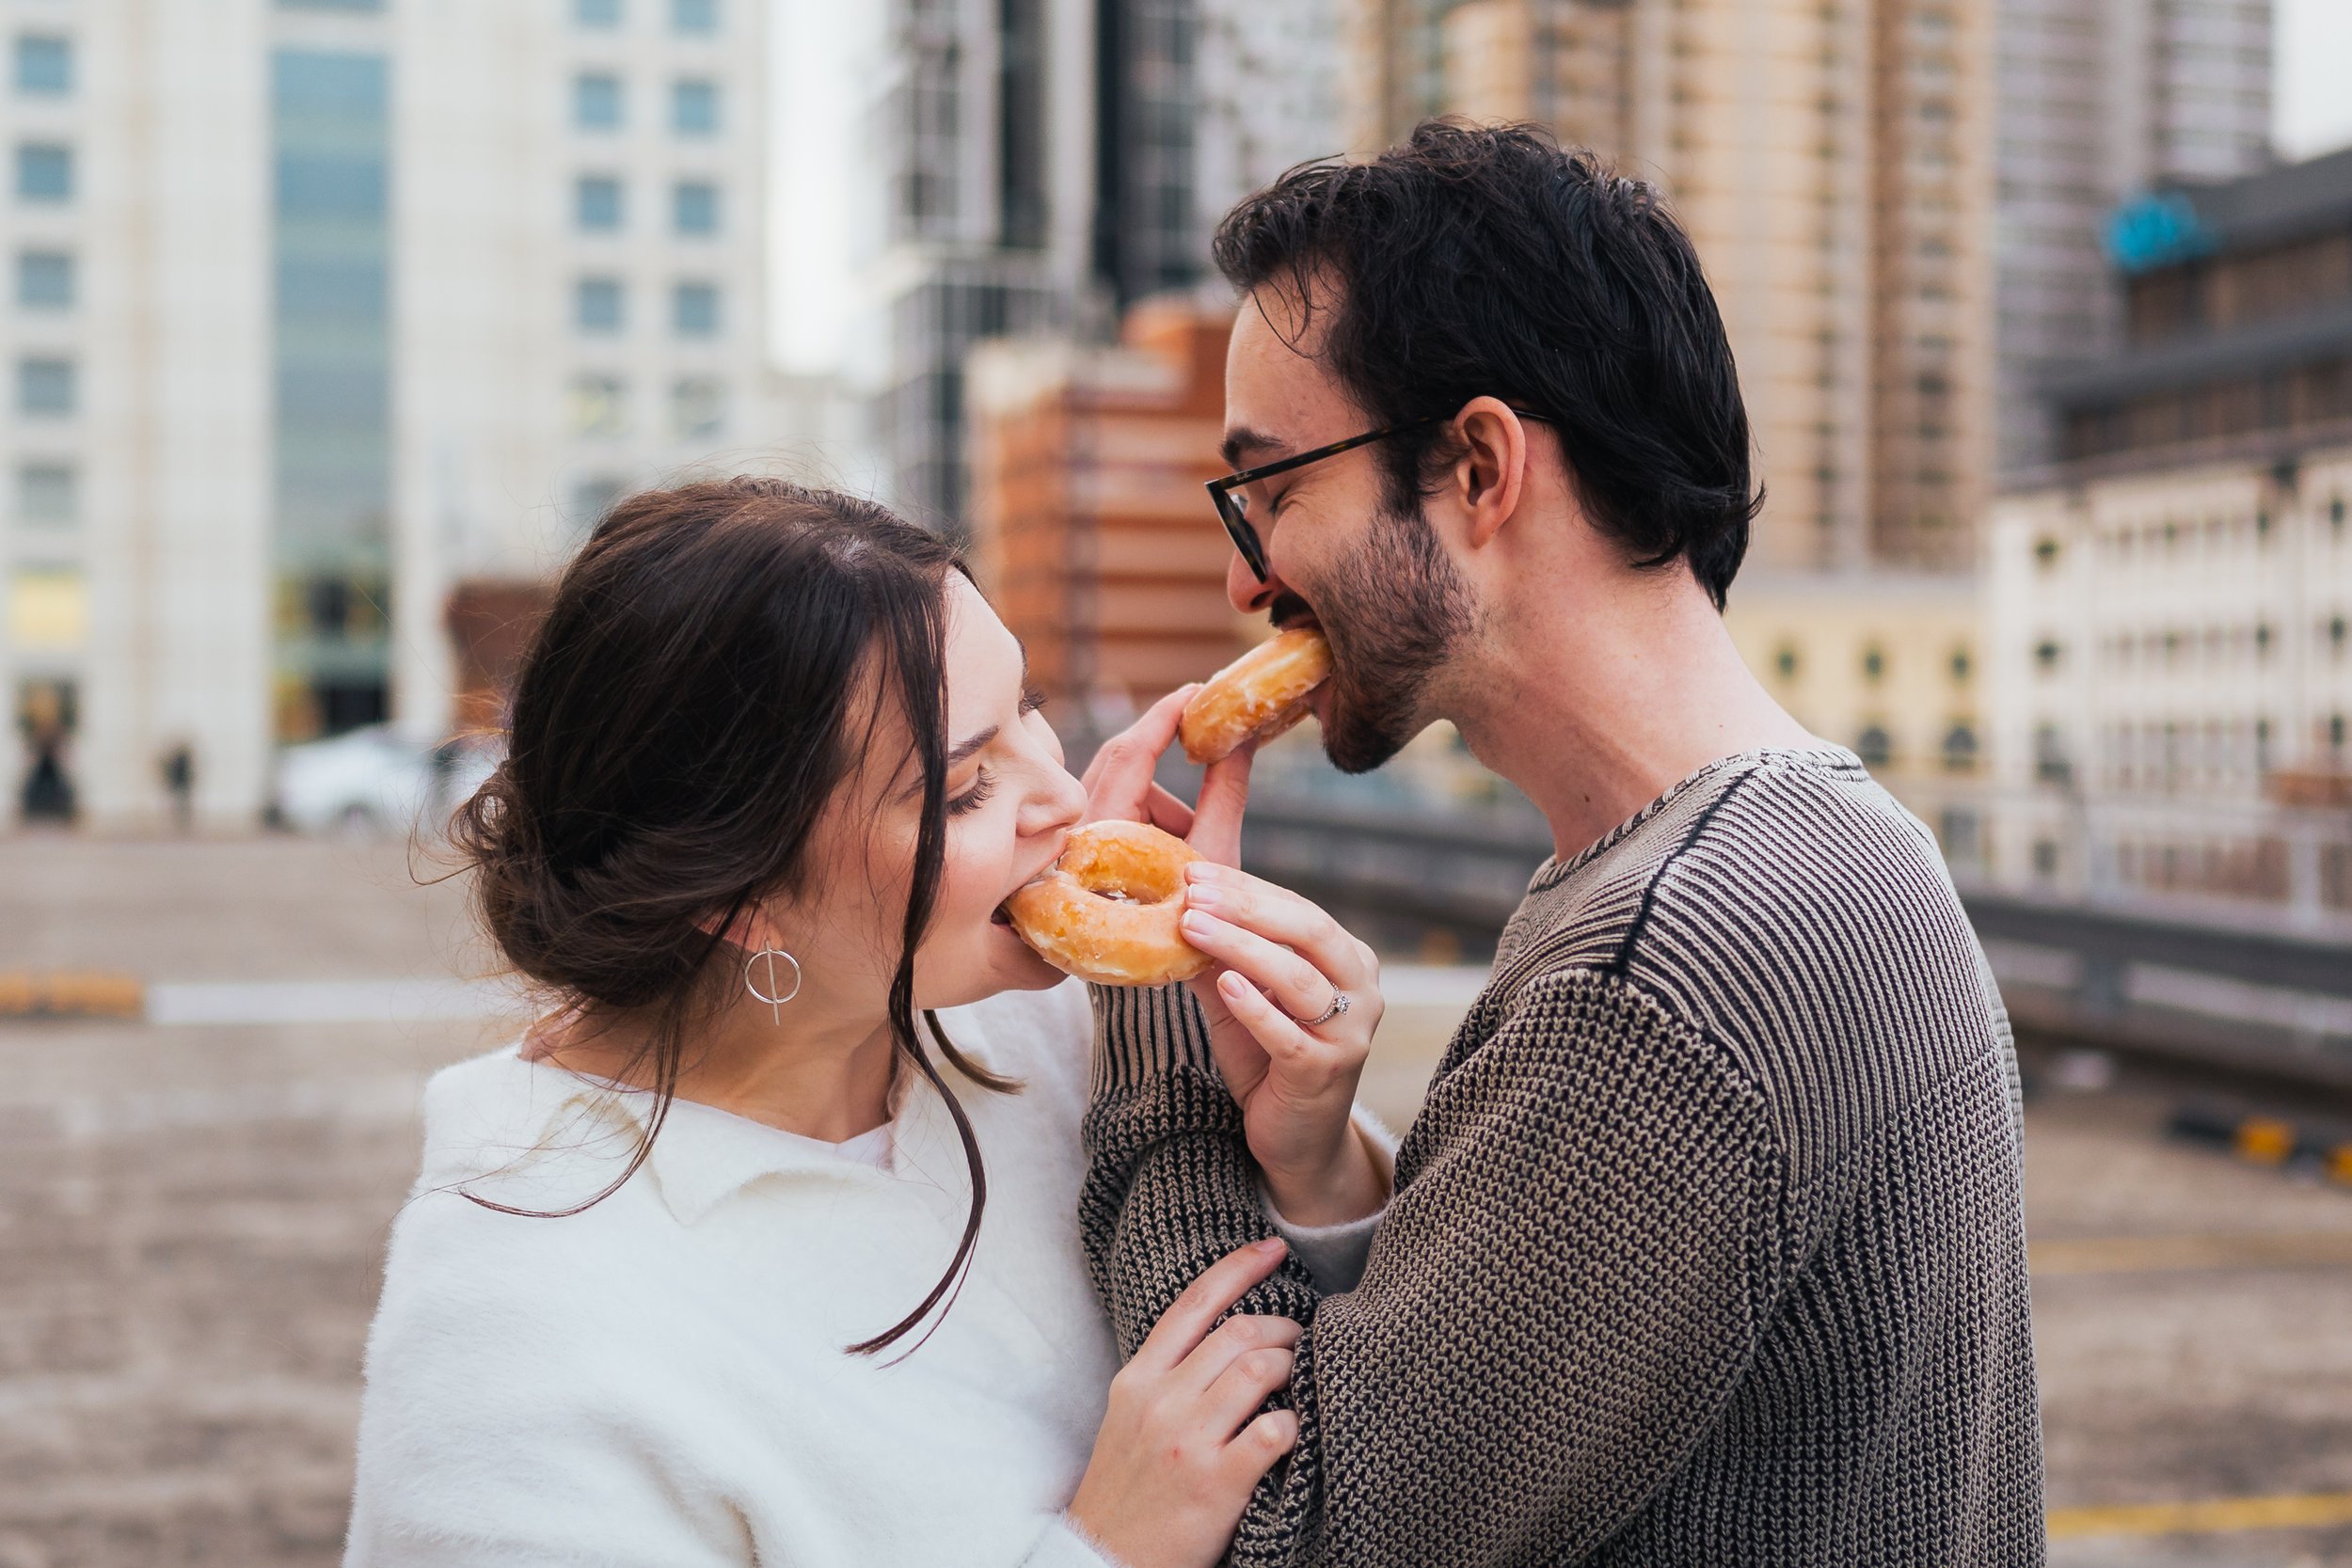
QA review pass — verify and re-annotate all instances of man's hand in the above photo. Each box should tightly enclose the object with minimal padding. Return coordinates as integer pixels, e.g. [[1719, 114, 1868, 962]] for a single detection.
[[1083, 689, 1389, 1228]]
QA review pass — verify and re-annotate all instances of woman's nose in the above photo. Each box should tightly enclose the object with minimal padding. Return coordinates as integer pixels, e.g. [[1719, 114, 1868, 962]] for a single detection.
[[1030, 759, 1088, 836]]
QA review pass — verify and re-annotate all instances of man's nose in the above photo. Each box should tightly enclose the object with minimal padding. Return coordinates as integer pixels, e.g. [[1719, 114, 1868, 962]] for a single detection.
[[1226, 547, 1283, 615]]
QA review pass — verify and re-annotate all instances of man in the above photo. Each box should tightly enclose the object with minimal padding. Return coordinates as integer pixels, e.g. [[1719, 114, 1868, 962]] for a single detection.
[[1076, 123, 2044, 1566]]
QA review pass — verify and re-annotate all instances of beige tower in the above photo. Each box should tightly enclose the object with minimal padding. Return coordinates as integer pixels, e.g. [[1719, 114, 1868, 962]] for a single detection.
[[1340, 0, 1994, 576]]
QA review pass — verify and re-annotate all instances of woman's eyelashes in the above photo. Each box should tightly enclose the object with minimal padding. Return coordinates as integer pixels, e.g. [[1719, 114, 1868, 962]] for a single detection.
[[946, 768, 997, 817], [1021, 686, 1048, 716]]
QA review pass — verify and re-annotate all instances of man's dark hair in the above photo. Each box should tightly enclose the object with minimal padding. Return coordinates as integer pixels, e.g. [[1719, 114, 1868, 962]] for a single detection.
[[1213, 120, 1761, 609]]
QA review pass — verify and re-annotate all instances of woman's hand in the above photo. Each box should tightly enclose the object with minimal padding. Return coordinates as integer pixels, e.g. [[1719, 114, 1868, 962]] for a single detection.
[[1082, 689, 1388, 1228], [1064, 1239, 1303, 1568]]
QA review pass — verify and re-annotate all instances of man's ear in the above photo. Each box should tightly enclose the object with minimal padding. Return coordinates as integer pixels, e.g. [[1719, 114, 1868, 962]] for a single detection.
[[1450, 397, 1528, 550]]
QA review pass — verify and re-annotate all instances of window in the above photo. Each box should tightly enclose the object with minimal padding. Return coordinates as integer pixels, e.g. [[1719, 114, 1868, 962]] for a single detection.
[[576, 277, 625, 333], [16, 462, 75, 524], [16, 143, 72, 201], [575, 73, 624, 131], [674, 180, 719, 234], [672, 375, 725, 438], [1855, 725, 1893, 768], [2034, 639, 2062, 672], [278, 0, 388, 10], [576, 0, 624, 24], [1772, 642, 1799, 680], [1948, 645, 1971, 683], [14, 36, 71, 94], [576, 176, 624, 231], [2032, 534, 2060, 568], [2330, 614, 2346, 653], [570, 375, 628, 438], [674, 0, 719, 31], [18, 357, 75, 417], [16, 250, 72, 309], [1861, 643, 1885, 682], [1941, 723, 1978, 773], [672, 78, 719, 135], [673, 281, 719, 336]]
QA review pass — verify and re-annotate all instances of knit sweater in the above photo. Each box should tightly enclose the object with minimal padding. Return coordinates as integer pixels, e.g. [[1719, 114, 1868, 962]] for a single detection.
[[1080, 746, 2046, 1568]]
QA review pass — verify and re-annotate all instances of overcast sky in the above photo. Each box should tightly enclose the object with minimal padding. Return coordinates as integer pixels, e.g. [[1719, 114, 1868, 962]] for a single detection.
[[2277, 0, 2352, 158], [771, 0, 2352, 374]]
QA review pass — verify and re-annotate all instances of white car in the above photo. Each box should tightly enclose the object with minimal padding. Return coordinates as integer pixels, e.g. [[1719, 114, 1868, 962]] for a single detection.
[[272, 726, 501, 837]]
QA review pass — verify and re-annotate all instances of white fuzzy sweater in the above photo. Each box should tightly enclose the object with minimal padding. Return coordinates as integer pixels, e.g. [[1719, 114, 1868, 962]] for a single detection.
[[343, 981, 1125, 1568]]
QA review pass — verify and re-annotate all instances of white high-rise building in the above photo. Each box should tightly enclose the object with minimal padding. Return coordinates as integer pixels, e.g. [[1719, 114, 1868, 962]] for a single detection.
[[1, 0, 774, 832], [1994, 0, 2273, 477]]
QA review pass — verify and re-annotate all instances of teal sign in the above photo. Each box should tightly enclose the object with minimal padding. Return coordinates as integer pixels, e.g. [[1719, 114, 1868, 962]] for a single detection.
[[2106, 193, 2213, 275]]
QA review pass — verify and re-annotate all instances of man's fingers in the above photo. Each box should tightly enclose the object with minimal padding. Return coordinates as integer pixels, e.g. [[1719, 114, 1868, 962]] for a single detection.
[[1183, 865, 1377, 989], [1208, 969, 1324, 1071], [1129, 1238, 1289, 1374], [1181, 910, 1334, 1024], [1187, 741, 1255, 865]]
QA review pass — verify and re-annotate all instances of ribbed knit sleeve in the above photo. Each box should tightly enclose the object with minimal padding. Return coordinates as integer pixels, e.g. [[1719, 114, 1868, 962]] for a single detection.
[[1079, 971, 1786, 1568]]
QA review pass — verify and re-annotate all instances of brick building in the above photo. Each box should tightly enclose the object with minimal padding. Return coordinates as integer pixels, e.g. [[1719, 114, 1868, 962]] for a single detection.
[[964, 300, 1254, 716]]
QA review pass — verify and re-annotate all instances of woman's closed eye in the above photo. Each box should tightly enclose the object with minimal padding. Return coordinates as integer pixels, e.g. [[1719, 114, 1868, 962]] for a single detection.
[[946, 768, 997, 817]]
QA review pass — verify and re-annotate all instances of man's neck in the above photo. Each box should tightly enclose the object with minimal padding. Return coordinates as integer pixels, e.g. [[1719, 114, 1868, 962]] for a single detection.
[[1448, 575, 1816, 864]]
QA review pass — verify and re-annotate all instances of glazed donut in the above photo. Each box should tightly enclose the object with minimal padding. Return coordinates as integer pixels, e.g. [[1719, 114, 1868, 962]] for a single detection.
[[1179, 627, 1332, 766], [1003, 820, 1212, 986]]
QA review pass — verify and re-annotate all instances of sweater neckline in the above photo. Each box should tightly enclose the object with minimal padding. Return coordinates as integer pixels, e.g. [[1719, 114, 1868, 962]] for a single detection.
[[1527, 743, 1865, 893]]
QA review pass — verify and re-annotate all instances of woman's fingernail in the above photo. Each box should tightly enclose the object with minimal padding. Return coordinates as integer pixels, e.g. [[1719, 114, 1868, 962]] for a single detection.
[[1255, 1237, 1287, 1256], [1185, 884, 1220, 911], [1218, 971, 1248, 997]]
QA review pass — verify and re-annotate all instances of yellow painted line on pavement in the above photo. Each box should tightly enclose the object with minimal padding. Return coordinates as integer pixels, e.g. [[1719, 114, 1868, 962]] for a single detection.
[[2030, 1231, 2352, 1275], [0, 971, 145, 1020], [2048, 1492, 2352, 1540]]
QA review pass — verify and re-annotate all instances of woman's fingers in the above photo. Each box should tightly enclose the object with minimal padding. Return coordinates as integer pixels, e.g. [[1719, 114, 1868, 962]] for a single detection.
[[1185, 741, 1255, 865], [1128, 1238, 1288, 1376], [1182, 863, 1378, 990], [1080, 685, 1198, 820], [1145, 782, 1195, 838], [1199, 1340, 1299, 1439]]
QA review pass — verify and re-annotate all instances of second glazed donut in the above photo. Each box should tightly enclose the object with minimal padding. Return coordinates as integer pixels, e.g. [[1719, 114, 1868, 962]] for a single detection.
[[1179, 627, 1333, 766]]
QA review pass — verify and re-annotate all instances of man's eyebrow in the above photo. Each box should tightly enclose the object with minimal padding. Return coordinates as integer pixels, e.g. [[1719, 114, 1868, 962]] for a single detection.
[[1220, 426, 1289, 469]]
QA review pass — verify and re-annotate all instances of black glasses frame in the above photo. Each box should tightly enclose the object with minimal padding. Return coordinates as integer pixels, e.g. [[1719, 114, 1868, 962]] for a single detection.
[[1205, 408, 1546, 581]]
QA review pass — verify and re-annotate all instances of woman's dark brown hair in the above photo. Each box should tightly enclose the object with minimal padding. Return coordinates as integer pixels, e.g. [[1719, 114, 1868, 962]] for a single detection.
[[451, 477, 1016, 1357]]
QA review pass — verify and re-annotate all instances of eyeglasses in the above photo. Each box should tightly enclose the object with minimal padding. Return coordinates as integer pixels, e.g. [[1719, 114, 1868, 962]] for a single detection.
[[1205, 408, 1548, 582]]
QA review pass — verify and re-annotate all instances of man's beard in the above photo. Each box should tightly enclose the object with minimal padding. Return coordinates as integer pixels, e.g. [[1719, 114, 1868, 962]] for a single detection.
[[1273, 498, 1475, 775]]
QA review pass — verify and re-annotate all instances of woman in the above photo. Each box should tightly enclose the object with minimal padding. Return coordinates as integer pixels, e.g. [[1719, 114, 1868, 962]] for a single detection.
[[342, 480, 1389, 1568]]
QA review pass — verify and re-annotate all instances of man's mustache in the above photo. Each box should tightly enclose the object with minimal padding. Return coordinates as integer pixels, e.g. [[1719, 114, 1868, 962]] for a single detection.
[[1269, 592, 1316, 631]]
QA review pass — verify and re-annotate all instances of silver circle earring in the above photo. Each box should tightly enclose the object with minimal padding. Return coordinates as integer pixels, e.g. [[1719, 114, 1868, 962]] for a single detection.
[[744, 948, 803, 1024]]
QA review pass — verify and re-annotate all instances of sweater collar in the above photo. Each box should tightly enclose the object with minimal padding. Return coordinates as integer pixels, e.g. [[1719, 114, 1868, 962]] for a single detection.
[[490, 1010, 988, 1227]]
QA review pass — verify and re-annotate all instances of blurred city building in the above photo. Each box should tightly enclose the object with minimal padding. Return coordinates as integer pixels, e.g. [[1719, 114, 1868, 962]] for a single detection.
[[1994, 0, 2273, 477], [0, 0, 783, 832], [965, 299, 1250, 713], [1984, 145, 2352, 929], [854, 0, 1340, 530], [1331, 0, 1995, 787], [1724, 571, 1980, 782], [1340, 0, 1995, 577]]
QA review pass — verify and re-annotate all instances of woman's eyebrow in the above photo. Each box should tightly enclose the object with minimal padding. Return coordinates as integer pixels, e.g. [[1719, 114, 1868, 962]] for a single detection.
[[897, 725, 999, 801]]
